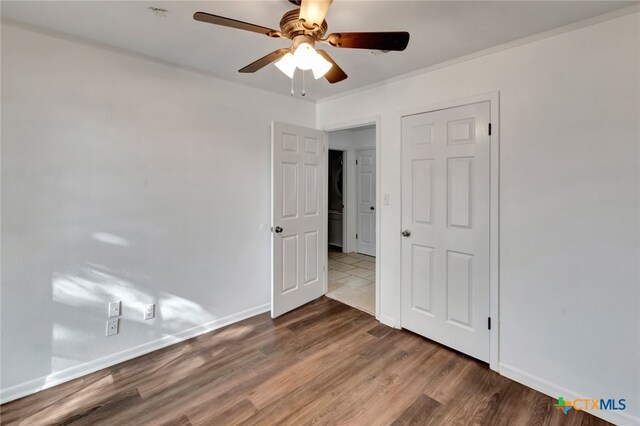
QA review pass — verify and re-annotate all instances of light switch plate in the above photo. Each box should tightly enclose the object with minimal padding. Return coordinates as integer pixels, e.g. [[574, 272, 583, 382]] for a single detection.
[[383, 194, 390, 206]]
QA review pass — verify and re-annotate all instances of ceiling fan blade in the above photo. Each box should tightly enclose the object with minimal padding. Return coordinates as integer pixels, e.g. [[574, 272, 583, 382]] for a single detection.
[[299, 0, 333, 27], [239, 48, 290, 73], [324, 32, 410, 51], [316, 50, 347, 84], [194, 12, 281, 37]]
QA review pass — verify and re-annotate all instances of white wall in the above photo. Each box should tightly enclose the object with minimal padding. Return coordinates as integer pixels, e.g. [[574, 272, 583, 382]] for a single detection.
[[0, 22, 315, 401], [318, 13, 640, 425], [328, 127, 375, 253]]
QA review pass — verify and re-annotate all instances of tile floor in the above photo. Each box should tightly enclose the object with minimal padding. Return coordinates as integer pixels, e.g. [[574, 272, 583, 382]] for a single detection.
[[326, 248, 375, 315]]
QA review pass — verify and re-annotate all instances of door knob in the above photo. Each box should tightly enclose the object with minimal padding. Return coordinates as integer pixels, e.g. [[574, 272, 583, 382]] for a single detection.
[[402, 230, 411, 237], [370, 206, 375, 211], [273, 226, 283, 233]]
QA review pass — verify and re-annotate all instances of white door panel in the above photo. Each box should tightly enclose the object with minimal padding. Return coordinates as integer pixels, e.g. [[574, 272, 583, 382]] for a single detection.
[[357, 149, 376, 256], [401, 102, 490, 362], [272, 122, 325, 318]]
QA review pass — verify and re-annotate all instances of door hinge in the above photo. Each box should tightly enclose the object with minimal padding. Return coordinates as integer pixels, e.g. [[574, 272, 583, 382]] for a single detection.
[[356, 159, 358, 165], [356, 233, 358, 239], [488, 123, 492, 136], [488, 317, 492, 330]]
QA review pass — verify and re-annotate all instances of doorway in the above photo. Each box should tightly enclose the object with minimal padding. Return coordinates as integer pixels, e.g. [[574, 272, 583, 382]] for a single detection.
[[325, 126, 377, 315]]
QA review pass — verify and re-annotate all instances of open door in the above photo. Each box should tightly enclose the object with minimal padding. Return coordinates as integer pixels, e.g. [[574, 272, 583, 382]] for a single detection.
[[271, 121, 326, 318]]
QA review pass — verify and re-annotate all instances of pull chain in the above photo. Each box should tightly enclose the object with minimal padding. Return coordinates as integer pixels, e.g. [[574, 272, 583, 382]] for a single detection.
[[301, 70, 306, 97], [290, 70, 294, 97]]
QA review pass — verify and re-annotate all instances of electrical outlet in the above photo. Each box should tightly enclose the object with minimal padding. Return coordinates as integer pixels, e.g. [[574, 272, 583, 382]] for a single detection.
[[106, 318, 119, 336], [108, 301, 121, 318], [144, 304, 155, 320]]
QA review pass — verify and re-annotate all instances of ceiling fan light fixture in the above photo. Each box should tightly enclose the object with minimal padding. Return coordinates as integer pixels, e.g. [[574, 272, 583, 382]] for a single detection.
[[276, 42, 332, 79], [275, 52, 297, 78], [292, 42, 316, 70], [311, 53, 332, 79]]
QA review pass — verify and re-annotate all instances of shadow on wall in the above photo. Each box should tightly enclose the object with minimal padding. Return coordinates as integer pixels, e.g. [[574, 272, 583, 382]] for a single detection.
[[15, 251, 260, 425], [42, 231, 217, 389]]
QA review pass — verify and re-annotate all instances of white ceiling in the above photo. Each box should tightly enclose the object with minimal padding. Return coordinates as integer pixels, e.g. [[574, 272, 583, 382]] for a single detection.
[[2, 1, 636, 101]]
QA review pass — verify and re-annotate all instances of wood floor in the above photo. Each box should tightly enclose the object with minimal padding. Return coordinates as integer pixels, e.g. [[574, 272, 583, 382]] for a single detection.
[[1, 297, 610, 426]]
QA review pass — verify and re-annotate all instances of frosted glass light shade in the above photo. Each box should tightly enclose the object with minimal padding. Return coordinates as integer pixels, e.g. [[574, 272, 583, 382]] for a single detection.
[[292, 43, 316, 70], [275, 52, 296, 78], [311, 53, 332, 79], [275, 43, 333, 80]]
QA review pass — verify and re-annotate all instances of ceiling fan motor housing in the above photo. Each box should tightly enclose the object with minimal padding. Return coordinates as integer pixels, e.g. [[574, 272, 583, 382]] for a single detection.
[[279, 9, 328, 41]]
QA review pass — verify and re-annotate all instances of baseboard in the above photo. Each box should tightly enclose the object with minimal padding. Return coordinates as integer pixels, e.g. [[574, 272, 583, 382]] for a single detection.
[[0, 303, 270, 404], [499, 363, 639, 426]]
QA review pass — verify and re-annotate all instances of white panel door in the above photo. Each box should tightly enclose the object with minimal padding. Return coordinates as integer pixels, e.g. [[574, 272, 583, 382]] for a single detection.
[[401, 102, 491, 362], [272, 121, 325, 318], [357, 149, 376, 256]]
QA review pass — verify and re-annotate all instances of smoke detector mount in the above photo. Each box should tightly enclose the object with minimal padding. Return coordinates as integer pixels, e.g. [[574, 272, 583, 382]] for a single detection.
[[148, 7, 169, 18]]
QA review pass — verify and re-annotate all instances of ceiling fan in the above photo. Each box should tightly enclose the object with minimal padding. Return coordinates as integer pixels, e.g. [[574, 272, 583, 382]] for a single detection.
[[193, 0, 410, 84]]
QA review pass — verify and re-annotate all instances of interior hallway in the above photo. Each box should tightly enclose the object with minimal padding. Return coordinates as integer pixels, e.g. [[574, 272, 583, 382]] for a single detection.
[[326, 248, 375, 315]]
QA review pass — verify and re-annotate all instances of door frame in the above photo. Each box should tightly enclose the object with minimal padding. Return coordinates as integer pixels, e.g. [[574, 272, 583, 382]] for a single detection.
[[322, 116, 381, 321], [355, 147, 376, 257], [399, 91, 500, 371]]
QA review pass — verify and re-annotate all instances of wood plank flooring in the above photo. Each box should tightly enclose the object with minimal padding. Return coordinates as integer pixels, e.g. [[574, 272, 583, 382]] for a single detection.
[[0, 297, 610, 426]]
